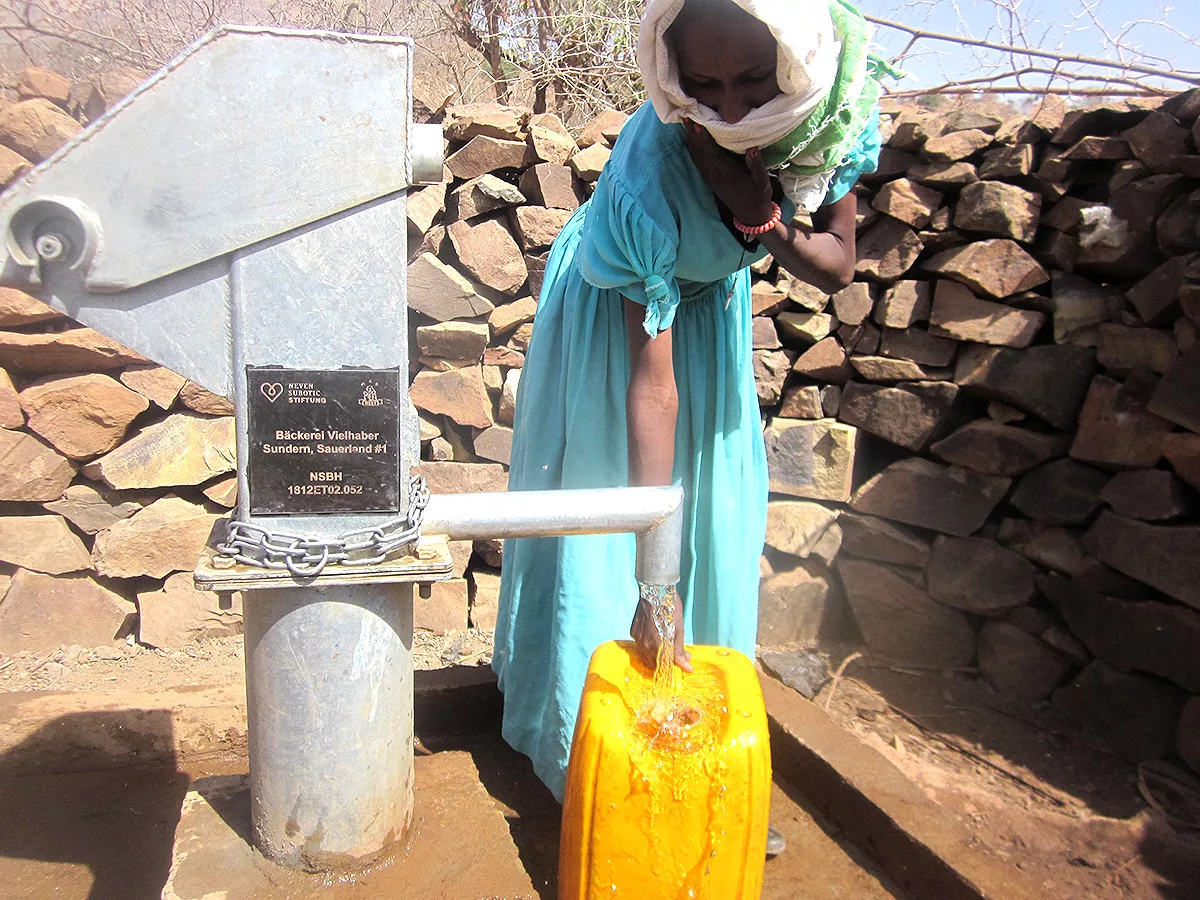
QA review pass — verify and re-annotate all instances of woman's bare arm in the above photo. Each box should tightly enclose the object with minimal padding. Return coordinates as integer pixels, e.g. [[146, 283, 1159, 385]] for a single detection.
[[624, 297, 692, 672]]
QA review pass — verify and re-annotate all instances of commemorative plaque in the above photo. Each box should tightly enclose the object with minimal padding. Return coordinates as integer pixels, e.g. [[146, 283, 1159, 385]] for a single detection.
[[246, 367, 402, 515]]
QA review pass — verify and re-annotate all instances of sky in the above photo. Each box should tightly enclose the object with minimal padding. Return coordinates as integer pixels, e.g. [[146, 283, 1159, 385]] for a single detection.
[[854, 0, 1200, 96]]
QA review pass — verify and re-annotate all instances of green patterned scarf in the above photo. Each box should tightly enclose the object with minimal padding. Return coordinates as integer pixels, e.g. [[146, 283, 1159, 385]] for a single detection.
[[762, 0, 898, 173]]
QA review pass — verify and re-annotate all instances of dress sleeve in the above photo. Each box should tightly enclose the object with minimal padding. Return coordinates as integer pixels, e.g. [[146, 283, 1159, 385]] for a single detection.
[[823, 107, 883, 207], [576, 172, 682, 339]]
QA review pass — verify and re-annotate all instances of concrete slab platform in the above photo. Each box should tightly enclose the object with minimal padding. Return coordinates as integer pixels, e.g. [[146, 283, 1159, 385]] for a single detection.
[[162, 750, 538, 900]]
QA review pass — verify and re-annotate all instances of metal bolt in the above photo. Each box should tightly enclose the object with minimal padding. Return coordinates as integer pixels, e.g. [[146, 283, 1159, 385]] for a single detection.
[[34, 233, 67, 262]]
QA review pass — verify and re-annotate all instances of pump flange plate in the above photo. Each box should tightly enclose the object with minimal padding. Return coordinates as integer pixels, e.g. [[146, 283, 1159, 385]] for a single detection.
[[193, 533, 454, 592]]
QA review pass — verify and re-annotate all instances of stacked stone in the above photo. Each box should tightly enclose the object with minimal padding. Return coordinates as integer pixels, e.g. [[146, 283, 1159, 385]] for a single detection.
[[0, 67, 246, 655], [750, 91, 1200, 773]]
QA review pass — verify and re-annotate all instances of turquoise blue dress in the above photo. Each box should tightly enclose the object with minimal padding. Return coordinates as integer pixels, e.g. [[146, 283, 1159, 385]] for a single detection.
[[493, 101, 880, 800]]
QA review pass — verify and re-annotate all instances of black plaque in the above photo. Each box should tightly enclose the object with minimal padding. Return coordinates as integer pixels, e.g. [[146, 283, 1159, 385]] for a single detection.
[[247, 367, 401, 515]]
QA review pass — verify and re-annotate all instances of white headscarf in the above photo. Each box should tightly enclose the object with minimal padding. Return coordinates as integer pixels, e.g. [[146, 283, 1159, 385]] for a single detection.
[[637, 0, 840, 154]]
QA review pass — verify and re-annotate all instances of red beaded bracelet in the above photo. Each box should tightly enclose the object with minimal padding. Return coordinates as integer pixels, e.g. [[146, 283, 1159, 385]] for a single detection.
[[733, 202, 782, 236]]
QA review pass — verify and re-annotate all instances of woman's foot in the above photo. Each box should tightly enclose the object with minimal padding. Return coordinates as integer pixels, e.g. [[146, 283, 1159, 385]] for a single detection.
[[765, 826, 786, 858]]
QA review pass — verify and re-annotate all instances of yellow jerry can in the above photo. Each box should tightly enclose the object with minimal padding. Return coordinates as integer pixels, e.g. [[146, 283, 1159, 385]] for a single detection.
[[558, 640, 771, 900]]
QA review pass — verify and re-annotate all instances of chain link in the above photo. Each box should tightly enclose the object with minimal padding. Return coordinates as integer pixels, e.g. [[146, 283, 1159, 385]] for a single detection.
[[216, 475, 431, 578]]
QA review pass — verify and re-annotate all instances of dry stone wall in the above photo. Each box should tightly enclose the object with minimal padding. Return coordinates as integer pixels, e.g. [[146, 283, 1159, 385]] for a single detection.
[[1, 64, 1199, 776]]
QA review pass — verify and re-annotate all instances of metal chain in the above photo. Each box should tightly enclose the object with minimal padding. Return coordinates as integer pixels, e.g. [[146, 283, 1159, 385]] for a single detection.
[[216, 475, 430, 578]]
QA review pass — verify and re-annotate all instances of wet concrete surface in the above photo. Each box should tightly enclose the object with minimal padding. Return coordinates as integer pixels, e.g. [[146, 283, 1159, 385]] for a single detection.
[[0, 727, 903, 900]]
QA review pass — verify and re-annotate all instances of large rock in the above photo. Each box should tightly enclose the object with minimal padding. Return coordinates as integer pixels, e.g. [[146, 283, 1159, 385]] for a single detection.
[[757, 350, 792, 403], [1041, 575, 1200, 693], [854, 218, 924, 282], [408, 253, 495, 321], [417, 462, 507, 495], [874, 280, 931, 328], [473, 425, 513, 465], [925, 535, 1037, 614], [42, 482, 147, 534], [0, 327, 147, 374], [1053, 661, 1187, 761], [831, 283, 874, 326], [137, 572, 243, 648], [0, 428, 75, 501], [415, 321, 490, 361], [92, 495, 221, 579], [837, 558, 975, 667], [1084, 511, 1200, 611], [177, 381, 233, 416], [977, 621, 1073, 702], [1100, 469, 1190, 521], [928, 280, 1044, 348], [777, 311, 834, 346], [451, 174, 525, 220], [0, 569, 135, 655], [19, 373, 149, 460], [568, 143, 611, 181], [1121, 111, 1192, 173], [0, 514, 91, 575], [763, 418, 856, 502], [1069, 375, 1172, 468], [119, 364, 187, 409], [1147, 344, 1200, 434], [925, 239, 1049, 299], [764, 501, 839, 559], [511, 206, 572, 251], [1010, 458, 1107, 525], [922, 128, 992, 162], [0, 98, 82, 162], [445, 135, 531, 180], [954, 343, 1094, 430], [871, 178, 943, 229], [837, 380, 961, 451], [448, 219, 528, 295], [519, 163, 580, 210], [17, 66, 71, 105], [529, 119, 578, 165], [997, 519, 1090, 576], [929, 419, 1068, 476], [838, 512, 931, 567], [442, 103, 530, 142], [1127, 254, 1196, 327], [407, 181, 446, 233], [878, 326, 957, 367], [578, 108, 628, 148], [1095, 324, 1178, 374], [409, 366, 494, 430], [954, 182, 1042, 242], [757, 561, 840, 648], [83, 413, 235, 489], [850, 458, 1010, 537], [0, 287, 61, 326]]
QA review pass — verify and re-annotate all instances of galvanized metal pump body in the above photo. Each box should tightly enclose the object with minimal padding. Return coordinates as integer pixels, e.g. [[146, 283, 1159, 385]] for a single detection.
[[0, 28, 682, 874]]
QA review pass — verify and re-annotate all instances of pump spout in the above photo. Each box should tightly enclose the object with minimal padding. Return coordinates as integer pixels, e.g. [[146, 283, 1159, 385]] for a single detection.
[[421, 485, 684, 585]]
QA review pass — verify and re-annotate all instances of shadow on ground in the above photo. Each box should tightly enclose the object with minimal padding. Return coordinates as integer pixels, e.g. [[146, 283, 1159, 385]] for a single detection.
[[0, 708, 189, 900]]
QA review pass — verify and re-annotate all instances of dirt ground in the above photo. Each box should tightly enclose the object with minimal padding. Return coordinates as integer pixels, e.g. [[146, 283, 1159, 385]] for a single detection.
[[811, 651, 1200, 900], [2, 633, 1198, 899]]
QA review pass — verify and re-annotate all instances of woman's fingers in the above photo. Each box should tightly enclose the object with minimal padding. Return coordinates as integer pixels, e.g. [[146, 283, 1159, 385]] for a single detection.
[[746, 146, 771, 194]]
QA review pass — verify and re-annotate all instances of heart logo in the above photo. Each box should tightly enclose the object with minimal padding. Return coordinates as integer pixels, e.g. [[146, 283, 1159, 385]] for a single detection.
[[261, 382, 283, 403]]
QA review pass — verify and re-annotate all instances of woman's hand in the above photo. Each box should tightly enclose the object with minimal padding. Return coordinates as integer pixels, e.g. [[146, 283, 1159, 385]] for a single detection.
[[630, 588, 693, 674], [682, 119, 775, 227]]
